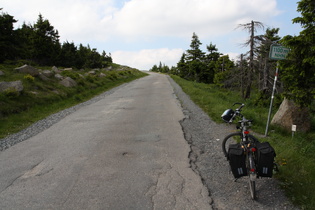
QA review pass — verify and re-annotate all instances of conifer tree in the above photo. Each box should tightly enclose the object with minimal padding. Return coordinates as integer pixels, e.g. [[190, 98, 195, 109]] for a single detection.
[[280, 0, 315, 107], [0, 10, 17, 62]]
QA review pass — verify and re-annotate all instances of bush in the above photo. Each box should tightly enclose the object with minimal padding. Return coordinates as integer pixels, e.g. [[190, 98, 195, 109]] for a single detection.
[[4, 87, 20, 98], [24, 74, 35, 82]]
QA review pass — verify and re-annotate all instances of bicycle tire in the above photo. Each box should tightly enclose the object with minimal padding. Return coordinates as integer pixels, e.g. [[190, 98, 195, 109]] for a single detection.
[[249, 179, 256, 199], [248, 152, 256, 199], [221, 132, 258, 157]]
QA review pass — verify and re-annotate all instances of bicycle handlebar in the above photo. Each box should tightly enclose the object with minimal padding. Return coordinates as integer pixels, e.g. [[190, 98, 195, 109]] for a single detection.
[[228, 103, 249, 123], [233, 103, 245, 111]]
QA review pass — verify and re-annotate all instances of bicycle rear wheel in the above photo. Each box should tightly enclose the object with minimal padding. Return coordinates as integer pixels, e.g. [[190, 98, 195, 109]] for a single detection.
[[248, 152, 256, 199]]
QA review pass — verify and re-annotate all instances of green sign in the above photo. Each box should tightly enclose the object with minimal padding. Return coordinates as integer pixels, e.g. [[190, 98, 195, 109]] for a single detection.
[[269, 45, 290, 60]]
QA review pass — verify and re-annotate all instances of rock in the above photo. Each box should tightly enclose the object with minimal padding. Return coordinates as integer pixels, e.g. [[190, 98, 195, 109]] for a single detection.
[[55, 74, 63, 80], [42, 70, 54, 78], [0, 70, 4, 76], [271, 98, 311, 132], [38, 73, 50, 81], [29, 91, 39, 95], [64, 68, 72, 71], [52, 66, 59, 72], [88, 70, 96, 75], [15, 65, 39, 76], [59, 77, 77, 87], [99, 73, 106, 77], [0, 80, 24, 93], [105, 66, 113, 71]]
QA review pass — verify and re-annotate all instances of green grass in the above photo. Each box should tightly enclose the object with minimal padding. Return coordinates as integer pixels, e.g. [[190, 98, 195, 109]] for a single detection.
[[171, 75, 315, 210], [0, 64, 147, 138]]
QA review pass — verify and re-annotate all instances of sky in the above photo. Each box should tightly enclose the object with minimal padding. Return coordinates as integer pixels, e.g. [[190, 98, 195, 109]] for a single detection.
[[2, 0, 302, 70]]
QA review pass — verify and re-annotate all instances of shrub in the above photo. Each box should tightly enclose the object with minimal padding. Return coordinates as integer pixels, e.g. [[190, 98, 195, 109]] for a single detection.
[[4, 87, 20, 98], [24, 74, 35, 82]]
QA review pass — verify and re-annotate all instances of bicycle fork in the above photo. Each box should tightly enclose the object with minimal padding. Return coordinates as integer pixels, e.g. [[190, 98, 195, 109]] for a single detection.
[[242, 133, 257, 181]]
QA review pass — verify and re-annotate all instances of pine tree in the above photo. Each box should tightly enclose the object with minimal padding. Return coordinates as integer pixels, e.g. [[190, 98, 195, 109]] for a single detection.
[[0, 10, 17, 62], [186, 32, 205, 62], [31, 14, 60, 65], [185, 33, 206, 82], [280, 0, 315, 107], [256, 28, 281, 94], [177, 53, 188, 79]]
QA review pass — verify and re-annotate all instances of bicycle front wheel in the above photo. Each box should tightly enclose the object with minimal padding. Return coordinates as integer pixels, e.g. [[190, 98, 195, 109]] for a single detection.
[[221, 132, 258, 157]]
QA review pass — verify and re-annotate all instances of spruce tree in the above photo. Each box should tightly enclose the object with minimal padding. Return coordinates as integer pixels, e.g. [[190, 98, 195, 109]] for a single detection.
[[280, 0, 315, 107]]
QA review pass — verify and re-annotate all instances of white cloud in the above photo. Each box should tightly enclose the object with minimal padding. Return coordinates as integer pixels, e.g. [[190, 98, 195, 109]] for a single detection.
[[226, 52, 241, 61], [2, 0, 281, 69], [112, 0, 279, 39], [112, 48, 184, 70], [2, 0, 116, 43], [3, 0, 279, 41]]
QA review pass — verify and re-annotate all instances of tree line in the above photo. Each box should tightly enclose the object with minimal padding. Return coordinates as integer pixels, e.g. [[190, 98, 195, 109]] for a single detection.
[[0, 10, 112, 68], [151, 0, 314, 108]]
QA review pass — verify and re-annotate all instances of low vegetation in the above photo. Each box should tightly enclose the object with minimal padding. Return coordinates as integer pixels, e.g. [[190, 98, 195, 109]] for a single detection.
[[171, 75, 315, 210], [0, 63, 147, 139]]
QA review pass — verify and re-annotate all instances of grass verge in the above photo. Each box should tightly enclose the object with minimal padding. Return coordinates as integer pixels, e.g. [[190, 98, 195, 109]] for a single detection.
[[171, 75, 315, 210]]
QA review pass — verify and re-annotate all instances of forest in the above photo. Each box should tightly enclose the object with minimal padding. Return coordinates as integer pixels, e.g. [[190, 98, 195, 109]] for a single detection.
[[0, 10, 112, 69], [150, 0, 314, 109]]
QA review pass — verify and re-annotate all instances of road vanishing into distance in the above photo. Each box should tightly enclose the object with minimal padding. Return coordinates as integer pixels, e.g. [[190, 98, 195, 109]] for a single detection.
[[0, 73, 212, 210], [0, 72, 298, 210]]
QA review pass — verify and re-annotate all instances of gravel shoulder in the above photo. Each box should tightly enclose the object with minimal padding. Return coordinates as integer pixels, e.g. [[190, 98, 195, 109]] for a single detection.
[[168, 76, 299, 210]]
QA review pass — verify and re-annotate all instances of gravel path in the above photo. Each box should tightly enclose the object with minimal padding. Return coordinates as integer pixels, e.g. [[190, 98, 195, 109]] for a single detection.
[[168, 76, 299, 209], [0, 75, 299, 209]]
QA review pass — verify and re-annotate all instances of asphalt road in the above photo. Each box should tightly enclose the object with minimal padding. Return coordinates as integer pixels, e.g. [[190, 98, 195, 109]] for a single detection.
[[0, 73, 212, 210]]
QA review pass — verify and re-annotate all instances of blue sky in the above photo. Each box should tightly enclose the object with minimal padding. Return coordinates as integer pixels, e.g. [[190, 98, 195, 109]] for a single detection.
[[2, 0, 302, 70]]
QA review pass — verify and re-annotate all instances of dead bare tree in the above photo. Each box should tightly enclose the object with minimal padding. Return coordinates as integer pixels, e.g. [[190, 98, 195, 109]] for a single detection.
[[236, 20, 264, 99]]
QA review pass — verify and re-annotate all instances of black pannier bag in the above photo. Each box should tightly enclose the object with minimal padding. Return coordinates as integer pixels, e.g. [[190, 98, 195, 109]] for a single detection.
[[256, 142, 276, 177], [228, 143, 247, 178]]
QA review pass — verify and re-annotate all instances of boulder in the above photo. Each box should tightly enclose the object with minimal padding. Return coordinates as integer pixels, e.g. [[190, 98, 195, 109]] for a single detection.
[[59, 77, 77, 87], [55, 74, 63, 80], [15, 65, 39, 76], [52, 66, 59, 72], [42, 70, 54, 78], [38, 73, 50, 81], [0, 80, 24, 93], [271, 98, 311, 132], [105, 66, 113, 71], [64, 68, 73, 71], [0, 70, 4, 76], [99, 73, 106, 77], [88, 70, 96, 75]]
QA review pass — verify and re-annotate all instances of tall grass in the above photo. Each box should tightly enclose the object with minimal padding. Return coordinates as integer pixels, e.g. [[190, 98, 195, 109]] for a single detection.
[[171, 75, 315, 210]]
